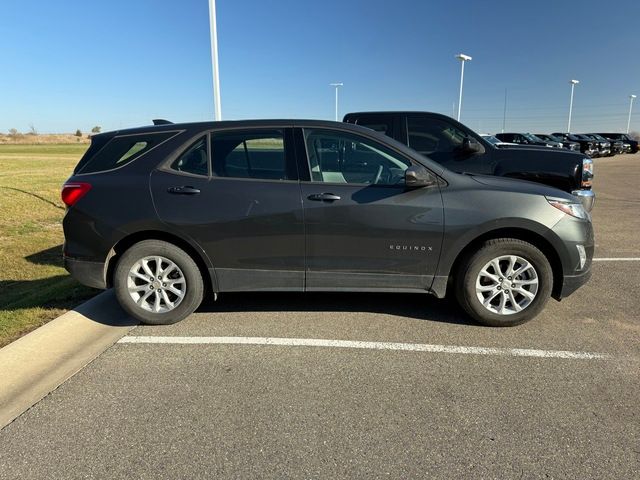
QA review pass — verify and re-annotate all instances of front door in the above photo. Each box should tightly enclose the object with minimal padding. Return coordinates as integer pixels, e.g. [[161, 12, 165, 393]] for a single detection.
[[150, 128, 305, 291], [297, 127, 444, 291]]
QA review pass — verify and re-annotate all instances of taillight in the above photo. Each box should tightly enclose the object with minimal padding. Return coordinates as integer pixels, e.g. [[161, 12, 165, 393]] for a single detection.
[[581, 158, 593, 188], [61, 182, 91, 207]]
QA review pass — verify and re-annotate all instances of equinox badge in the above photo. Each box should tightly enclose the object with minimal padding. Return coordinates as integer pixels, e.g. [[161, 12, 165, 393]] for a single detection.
[[390, 244, 433, 252]]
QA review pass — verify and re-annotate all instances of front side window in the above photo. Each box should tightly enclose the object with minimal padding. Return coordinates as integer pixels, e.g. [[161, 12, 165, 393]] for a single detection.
[[407, 117, 467, 156], [303, 129, 411, 185], [353, 116, 394, 137], [211, 130, 288, 180]]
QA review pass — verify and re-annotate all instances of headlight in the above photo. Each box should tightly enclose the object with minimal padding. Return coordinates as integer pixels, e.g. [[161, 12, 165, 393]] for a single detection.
[[581, 158, 593, 187], [546, 197, 589, 219]]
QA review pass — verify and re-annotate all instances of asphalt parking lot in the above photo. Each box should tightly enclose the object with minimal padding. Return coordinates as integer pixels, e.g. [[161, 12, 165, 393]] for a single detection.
[[1, 154, 639, 479]]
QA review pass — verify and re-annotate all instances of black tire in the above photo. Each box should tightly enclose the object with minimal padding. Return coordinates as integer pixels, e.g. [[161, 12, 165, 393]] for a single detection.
[[114, 240, 204, 325], [455, 238, 553, 327]]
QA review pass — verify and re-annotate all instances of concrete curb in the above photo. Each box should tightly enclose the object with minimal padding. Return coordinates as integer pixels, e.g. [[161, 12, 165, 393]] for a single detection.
[[0, 290, 137, 429]]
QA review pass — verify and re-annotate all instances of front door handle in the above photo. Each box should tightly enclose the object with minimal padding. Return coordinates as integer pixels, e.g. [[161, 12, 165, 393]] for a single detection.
[[308, 193, 341, 202], [167, 186, 201, 195]]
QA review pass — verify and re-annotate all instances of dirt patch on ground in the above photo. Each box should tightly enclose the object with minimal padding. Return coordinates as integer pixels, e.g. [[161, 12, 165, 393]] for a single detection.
[[0, 134, 90, 145]]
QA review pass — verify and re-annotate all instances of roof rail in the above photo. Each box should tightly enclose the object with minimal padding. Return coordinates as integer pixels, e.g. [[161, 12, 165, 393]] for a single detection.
[[152, 119, 173, 125]]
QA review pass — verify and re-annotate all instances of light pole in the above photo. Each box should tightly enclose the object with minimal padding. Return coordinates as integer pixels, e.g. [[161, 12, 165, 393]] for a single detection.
[[626, 94, 636, 134], [455, 53, 472, 121], [502, 88, 507, 133], [329, 83, 343, 121], [208, 0, 222, 120], [567, 79, 579, 132]]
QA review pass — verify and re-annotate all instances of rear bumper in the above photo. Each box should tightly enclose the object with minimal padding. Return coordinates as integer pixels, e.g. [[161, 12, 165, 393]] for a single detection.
[[559, 267, 592, 299], [64, 256, 107, 290]]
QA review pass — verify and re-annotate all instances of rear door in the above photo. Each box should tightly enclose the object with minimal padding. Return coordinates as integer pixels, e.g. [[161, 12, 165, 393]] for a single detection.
[[150, 127, 305, 291], [296, 127, 444, 291]]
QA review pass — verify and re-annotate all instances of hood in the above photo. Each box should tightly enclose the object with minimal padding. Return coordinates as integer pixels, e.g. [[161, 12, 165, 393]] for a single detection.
[[493, 144, 585, 159], [494, 144, 551, 151], [468, 173, 575, 201]]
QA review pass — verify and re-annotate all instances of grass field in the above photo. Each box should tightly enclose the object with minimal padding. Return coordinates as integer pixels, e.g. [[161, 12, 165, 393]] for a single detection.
[[0, 144, 94, 346]]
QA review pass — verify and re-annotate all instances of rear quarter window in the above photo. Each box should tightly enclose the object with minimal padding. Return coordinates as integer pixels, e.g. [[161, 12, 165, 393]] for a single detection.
[[76, 131, 177, 174]]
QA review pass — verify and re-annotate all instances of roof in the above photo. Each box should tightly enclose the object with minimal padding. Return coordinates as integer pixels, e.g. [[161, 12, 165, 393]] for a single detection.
[[97, 119, 380, 138]]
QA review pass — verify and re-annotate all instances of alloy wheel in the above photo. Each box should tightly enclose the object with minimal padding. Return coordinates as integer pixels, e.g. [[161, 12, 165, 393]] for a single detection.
[[127, 256, 186, 313], [475, 255, 539, 315]]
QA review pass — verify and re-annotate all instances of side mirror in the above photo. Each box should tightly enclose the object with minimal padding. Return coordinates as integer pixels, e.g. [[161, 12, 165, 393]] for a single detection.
[[405, 165, 437, 188], [462, 137, 483, 154]]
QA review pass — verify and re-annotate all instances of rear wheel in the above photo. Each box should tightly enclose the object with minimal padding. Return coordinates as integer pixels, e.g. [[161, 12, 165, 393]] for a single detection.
[[455, 238, 553, 327], [114, 240, 204, 324]]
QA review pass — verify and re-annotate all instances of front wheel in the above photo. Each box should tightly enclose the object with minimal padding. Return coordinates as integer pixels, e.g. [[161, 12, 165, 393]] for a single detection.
[[114, 240, 204, 325], [455, 239, 553, 327]]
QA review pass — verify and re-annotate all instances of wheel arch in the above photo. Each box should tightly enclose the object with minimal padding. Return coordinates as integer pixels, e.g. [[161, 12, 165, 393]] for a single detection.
[[106, 230, 217, 294], [444, 227, 564, 300]]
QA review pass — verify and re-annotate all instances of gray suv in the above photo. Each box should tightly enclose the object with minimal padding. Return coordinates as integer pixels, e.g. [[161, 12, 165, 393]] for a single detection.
[[62, 120, 593, 327]]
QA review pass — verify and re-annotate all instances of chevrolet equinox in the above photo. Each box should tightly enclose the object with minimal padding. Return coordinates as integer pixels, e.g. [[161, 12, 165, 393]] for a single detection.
[[62, 120, 593, 327]]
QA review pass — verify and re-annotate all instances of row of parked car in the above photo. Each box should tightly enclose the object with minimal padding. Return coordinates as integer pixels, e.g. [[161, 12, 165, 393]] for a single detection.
[[483, 132, 639, 157]]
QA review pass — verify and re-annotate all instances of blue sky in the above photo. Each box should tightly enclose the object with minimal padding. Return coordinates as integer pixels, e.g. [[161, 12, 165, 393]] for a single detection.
[[1, 0, 639, 134]]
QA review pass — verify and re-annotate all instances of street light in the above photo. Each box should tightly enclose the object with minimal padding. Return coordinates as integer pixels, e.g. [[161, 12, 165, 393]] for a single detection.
[[567, 79, 579, 132], [208, 0, 222, 120], [627, 94, 636, 134], [455, 53, 472, 121], [329, 83, 343, 122]]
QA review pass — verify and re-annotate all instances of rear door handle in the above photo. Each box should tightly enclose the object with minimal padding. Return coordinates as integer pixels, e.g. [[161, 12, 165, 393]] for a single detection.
[[167, 186, 200, 195], [308, 193, 341, 202]]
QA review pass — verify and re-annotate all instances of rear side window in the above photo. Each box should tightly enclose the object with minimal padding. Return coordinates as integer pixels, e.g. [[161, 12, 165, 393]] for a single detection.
[[77, 131, 176, 174], [211, 130, 288, 180]]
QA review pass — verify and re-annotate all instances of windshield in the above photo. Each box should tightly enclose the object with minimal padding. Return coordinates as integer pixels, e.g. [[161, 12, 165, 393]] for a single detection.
[[523, 133, 544, 142], [481, 135, 501, 145]]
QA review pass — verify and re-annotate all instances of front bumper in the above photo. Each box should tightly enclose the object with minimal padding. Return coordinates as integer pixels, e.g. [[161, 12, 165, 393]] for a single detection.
[[559, 267, 592, 298], [548, 213, 594, 300], [64, 256, 107, 290]]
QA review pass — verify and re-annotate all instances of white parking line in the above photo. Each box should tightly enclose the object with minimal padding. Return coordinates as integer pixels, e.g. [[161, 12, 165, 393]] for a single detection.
[[118, 336, 610, 360], [593, 258, 640, 261]]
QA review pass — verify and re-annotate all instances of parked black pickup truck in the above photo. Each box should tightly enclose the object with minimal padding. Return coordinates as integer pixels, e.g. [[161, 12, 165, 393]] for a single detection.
[[586, 134, 621, 155], [535, 134, 580, 151], [344, 112, 595, 211], [550, 133, 599, 157], [495, 132, 555, 148], [597, 133, 638, 153]]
